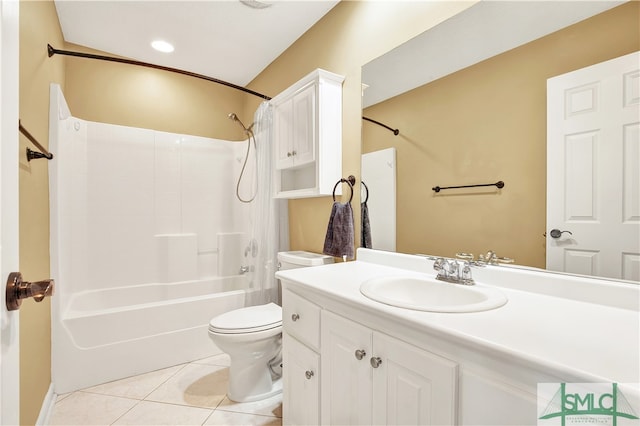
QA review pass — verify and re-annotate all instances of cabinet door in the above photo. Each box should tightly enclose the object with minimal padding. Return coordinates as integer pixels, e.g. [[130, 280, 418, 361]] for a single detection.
[[321, 311, 373, 425], [372, 332, 458, 425], [291, 82, 316, 167], [283, 332, 320, 426], [274, 97, 295, 170]]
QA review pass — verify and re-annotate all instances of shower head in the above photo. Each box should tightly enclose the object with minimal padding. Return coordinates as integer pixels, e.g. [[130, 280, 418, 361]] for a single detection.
[[228, 112, 253, 135]]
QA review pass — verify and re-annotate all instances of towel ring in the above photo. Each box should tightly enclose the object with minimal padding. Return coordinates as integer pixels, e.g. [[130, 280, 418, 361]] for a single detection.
[[333, 176, 355, 203], [361, 181, 369, 204]]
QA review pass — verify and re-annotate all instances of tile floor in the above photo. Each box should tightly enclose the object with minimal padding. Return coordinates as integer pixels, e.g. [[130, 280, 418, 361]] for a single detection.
[[50, 353, 282, 426]]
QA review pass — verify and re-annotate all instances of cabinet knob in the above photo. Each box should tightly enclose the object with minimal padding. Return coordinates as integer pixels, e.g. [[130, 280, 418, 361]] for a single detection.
[[291, 150, 297, 156], [287, 152, 292, 157], [291, 313, 300, 322], [370, 357, 382, 368], [355, 349, 366, 360], [305, 370, 314, 380]]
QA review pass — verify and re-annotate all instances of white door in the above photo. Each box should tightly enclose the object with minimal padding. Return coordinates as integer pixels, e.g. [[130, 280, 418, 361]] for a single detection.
[[282, 332, 320, 426], [291, 82, 315, 167], [547, 51, 640, 281], [320, 311, 372, 425], [371, 332, 458, 425], [0, 0, 21, 424]]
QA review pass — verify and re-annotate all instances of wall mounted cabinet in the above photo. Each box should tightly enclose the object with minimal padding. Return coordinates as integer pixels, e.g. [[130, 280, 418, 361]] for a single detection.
[[271, 69, 344, 199]]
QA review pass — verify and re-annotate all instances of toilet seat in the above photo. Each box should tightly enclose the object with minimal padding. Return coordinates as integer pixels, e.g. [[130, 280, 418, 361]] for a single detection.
[[209, 303, 282, 334]]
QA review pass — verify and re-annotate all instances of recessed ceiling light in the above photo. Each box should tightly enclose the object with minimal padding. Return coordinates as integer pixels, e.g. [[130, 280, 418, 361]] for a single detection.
[[151, 40, 174, 53], [239, 0, 272, 9]]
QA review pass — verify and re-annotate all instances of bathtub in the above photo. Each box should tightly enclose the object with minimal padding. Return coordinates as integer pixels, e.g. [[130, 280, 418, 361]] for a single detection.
[[52, 276, 254, 394]]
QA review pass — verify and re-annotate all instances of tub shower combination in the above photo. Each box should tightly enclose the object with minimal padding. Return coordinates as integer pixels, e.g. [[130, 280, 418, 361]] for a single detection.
[[49, 85, 265, 393]]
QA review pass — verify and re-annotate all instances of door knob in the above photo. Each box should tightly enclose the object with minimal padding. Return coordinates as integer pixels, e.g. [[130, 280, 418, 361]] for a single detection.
[[6, 272, 55, 311], [549, 229, 573, 239]]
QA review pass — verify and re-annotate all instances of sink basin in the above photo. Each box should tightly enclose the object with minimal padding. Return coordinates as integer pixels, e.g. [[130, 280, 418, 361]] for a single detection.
[[360, 276, 507, 313]]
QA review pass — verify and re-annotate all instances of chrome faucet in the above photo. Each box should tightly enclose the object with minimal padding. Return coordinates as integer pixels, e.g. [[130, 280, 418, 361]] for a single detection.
[[433, 257, 475, 285], [239, 266, 250, 274]]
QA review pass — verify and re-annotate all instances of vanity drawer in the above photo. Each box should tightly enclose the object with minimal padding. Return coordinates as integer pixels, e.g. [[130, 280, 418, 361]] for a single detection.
[[283, 289, 321, 351]]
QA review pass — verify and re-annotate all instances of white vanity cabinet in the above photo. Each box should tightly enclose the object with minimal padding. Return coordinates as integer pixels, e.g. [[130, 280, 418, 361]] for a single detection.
[[271, 69, 344, 199], [282, 287, 458, 426], [321, 310, 458, 425]]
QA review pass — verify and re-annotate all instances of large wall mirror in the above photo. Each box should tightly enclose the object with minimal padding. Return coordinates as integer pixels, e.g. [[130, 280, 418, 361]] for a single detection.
[[361, 1, 639, 280]]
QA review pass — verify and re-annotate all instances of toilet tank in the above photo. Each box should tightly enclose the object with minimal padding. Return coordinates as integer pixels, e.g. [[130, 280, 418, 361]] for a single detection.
[[277, 251, 334, 271]]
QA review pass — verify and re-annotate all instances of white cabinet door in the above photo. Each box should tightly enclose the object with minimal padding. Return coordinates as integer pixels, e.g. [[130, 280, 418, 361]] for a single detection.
[[282, 332, 320, 426], [274, 82, 316, 170], [372, 332, 458, 425], [321, 311, 373, 425], [274, 97, 294, 170], [291, 82, 315, 167]]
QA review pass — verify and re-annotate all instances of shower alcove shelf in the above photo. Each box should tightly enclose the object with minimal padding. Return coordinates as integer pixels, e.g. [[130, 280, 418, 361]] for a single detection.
[[272, 69, 345, 199]]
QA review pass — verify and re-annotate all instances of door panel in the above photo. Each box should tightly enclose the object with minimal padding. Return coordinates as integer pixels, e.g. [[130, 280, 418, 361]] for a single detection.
[[547, 51, 640, 281], [1, 0, 21, 423], [372, 332, 458, 425], [320, 310, 372, 425]]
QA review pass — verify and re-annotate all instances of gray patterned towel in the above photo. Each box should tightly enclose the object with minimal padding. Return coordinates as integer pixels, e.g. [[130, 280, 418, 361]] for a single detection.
[[361, 202, 372, 249], [323, 201, 354, 260]]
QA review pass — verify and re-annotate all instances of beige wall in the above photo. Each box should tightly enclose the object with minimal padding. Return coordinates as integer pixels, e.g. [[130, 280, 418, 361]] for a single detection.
[[363, 2, 640, 268], [19, 1, 65, 424], [62, 43, 249, 141], [247, 0, 477, 254]]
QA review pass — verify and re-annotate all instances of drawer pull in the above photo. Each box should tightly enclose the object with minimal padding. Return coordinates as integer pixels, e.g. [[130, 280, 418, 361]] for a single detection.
[[370, 357, 382, 368], [305, 370, 314, 380], [355, 349, 366, 360], [291, 313, 300, 322]]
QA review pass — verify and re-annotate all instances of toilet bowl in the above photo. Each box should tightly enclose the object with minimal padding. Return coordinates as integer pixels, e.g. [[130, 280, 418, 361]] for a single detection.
[[208, 303, 283, 402], [208, 250, 333, 403]]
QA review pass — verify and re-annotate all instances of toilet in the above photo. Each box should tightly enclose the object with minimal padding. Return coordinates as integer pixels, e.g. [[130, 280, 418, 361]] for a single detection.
[[208, 250, 333, 402]]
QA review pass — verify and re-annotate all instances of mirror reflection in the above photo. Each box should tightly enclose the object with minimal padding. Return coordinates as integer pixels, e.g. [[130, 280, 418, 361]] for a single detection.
[[361, 1, 639, 280]]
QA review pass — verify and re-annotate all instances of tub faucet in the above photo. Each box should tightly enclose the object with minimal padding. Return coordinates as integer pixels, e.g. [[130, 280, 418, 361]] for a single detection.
[[432, 257, 474, 286]]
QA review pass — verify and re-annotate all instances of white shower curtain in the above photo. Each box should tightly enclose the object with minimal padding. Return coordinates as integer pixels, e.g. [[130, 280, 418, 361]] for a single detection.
[[246, 101, 286, 305]]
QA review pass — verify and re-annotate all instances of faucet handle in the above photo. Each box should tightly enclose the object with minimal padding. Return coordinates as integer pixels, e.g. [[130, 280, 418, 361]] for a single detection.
[[447, 260, 459, 275], [455, 252, 474, 261], [462, 264, 472, 279], [433, 257, 446, 271]]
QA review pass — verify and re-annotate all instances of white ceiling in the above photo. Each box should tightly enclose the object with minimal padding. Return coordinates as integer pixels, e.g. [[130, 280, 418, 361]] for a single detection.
[[54, 0, 340, 88]]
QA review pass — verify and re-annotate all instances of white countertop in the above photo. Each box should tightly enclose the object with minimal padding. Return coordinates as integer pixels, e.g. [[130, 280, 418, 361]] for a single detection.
[[276, 249, 640, 385]]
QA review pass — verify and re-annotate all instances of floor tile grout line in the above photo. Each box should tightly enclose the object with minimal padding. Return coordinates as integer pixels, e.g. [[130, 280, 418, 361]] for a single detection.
[[139, 362, 190, 401], [109, 397, 143, 426]]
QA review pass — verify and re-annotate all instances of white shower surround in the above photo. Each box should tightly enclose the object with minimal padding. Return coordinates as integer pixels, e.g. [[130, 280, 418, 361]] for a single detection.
[[49, 84, 258, 393]]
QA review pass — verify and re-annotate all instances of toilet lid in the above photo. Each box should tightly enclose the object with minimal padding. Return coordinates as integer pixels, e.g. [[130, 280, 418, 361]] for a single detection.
[[209, 303, 282, 334]]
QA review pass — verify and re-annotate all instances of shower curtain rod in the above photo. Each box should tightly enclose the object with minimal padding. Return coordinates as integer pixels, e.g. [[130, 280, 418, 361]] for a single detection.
[[362, 116, 399, 136], [49, 44, 403, 138], [47, 44, 272, 101], [19, 120, 54, 161]]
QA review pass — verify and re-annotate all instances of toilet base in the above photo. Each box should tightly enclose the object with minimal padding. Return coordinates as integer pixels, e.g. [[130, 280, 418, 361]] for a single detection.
[[228, 377, 282, 403]]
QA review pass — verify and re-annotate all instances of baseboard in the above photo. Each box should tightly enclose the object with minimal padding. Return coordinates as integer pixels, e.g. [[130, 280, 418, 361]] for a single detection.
[[35, 383, 56, 426]]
